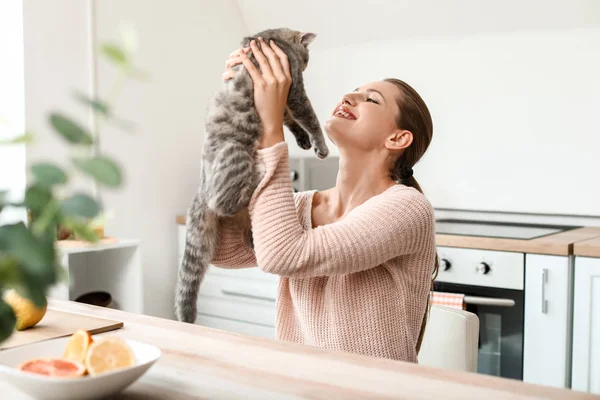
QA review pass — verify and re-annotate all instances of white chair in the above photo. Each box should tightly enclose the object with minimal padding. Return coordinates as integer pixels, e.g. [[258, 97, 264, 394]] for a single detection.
[[418, 305, 480, 373]]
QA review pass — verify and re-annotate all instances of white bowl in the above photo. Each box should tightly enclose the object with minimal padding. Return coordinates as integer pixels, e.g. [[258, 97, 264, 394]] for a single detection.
[[0, 336, 161, 400]]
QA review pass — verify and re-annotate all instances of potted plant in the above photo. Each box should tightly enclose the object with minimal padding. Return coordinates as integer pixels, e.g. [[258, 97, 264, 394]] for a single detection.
[[0, 33, 147, 344]]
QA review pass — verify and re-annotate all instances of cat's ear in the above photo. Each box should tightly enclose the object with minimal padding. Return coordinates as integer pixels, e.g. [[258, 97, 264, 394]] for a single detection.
[[299, 32, 316, 46]]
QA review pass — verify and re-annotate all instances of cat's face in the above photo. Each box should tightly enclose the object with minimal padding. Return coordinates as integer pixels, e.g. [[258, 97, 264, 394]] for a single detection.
[[243, 28, 316, 71]]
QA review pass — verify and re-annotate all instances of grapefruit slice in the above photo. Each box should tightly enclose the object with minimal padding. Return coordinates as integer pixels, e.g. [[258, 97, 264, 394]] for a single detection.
[[63, 329, 94, 364], [18, 358, 85, 378], [85, 337, 135, 376]]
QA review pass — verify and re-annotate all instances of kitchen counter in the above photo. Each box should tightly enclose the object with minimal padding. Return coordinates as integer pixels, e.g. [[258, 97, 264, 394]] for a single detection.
[[3, 299, 596, 399], [574, 235, 600, 258], [176, 215, 600, 256], [436, 226, 600, 256]]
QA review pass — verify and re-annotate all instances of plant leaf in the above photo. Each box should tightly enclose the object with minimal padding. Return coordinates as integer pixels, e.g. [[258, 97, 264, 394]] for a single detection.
[[73, 91, 111, 116], [49, 113, 93, 145], [0, 223, 57, 294], [60, 194, 100, 218], [18, 272, 50, 309], [0, 132, 34, 145], [72, 156, 122, 187], [100, 43, 128, 65], [31, 163, 68, 187], [0, 190, 6, 213], [24, 185, 52, 214], [62, 217, 99, 243], [0, 298, 16, 343], [31, 199, 60, 237], [0, 255, 20, 285]]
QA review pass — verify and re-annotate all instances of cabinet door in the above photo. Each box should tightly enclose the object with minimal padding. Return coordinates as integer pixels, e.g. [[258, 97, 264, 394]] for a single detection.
[[572, 257, 600, 394], [523, 254, 571, 388]]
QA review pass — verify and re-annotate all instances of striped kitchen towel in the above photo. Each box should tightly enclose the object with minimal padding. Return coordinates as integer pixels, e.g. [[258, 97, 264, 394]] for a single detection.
[[431, 292, 466, 310]]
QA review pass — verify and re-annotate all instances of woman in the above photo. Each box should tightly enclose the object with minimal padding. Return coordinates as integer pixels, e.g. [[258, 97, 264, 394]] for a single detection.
[[213, 38, 437, 363]]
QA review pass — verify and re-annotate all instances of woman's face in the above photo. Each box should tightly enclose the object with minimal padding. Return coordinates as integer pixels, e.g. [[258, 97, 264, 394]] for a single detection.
[[324, 80, 403, 152]]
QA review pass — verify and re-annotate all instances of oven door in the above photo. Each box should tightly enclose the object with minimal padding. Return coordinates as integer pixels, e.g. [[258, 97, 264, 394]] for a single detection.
[[433, 282, 525, 380]]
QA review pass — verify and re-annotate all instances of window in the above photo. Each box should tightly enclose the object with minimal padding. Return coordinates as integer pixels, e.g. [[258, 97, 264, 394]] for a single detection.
[[0, 1, 26, 224]]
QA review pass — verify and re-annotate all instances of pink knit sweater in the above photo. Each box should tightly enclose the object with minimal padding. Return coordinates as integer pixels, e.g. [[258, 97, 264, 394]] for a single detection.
[[212, 142, 436, 363]]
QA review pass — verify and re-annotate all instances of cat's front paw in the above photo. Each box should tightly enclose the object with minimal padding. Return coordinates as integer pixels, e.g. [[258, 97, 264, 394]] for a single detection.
[[295, 135, 312, 150], [314, 145, 329, 159]]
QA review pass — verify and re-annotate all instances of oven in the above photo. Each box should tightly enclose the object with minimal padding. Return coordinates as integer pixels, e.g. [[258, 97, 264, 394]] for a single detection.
[[435, 246, 525, 380]]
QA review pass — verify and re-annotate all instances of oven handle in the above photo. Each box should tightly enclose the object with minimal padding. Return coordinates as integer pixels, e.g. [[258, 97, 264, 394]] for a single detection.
[[463, 295, 515, 307]]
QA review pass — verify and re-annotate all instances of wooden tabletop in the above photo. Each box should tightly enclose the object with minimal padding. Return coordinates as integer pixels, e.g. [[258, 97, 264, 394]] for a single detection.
[[178, 214, 600, 256], [2, 299, 596, 399], [436, 227, 600, 256], [574, 235, 600, 258]]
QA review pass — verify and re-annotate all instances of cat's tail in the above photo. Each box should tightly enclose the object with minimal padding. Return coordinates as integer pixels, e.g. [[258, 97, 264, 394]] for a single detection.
[[175, 197, 218, 323]]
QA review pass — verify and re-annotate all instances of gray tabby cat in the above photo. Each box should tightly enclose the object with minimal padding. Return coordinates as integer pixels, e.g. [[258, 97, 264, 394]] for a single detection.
[[175, 28, 329, 323]]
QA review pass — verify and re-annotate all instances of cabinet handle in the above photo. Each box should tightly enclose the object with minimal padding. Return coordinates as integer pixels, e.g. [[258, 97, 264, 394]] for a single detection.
[[221, 288, 276, 303], [541, 268, 548, 314]]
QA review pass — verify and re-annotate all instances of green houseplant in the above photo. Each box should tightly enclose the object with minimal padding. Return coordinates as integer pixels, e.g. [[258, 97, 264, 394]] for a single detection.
[[0, 35, 147, 344]]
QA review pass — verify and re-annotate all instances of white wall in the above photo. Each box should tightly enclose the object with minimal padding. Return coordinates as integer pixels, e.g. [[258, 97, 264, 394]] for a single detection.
[[0, 0, 26, 225], [22, 0, 96, 194], [94, 0, 249, 318], [235, 0, 600, 217], [301, 28, 600, 217]]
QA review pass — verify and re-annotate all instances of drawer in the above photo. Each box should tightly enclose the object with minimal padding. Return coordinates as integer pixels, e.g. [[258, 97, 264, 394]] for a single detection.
[[436, 246, 524, 290], [197, 273, 277, 326], [207, 265, 278, 283], [196, 314, 275, 339], [177, 260, 277, 286]]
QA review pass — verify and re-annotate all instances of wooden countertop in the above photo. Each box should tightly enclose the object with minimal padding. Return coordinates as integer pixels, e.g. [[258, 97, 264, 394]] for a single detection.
[[177, 214, 600, 256], [436, 227, 600, 256], [2, 299, 595, 400], [574, 235, 600, 258]]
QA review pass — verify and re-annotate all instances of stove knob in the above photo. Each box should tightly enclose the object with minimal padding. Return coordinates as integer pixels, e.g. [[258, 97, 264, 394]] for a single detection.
[[476, 262, 491, 275], [290, 170, 299, 181], [440, 258, 451, 271]]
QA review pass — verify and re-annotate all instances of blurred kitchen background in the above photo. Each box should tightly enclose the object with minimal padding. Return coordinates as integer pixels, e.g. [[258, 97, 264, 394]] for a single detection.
[[2, 0, 600, 392]]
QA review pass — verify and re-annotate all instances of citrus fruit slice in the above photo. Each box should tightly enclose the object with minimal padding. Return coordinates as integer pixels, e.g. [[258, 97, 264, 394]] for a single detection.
[[18, 358, 85, 378], [63, 329, 94, 364], [85, 337, 135, 376], [3, 289, 47, 331]]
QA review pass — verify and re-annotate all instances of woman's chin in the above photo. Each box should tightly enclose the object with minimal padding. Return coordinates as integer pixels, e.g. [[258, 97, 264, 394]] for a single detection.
[[324, 117, 351, 139]]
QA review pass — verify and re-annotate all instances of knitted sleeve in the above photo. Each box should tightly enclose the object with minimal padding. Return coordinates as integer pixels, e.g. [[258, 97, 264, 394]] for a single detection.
[[211, 216, 257, 269], [249, 142, 435, 278]]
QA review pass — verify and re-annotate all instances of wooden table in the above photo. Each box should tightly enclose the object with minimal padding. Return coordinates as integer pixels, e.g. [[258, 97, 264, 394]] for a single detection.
[[3, 300, 598, 399]]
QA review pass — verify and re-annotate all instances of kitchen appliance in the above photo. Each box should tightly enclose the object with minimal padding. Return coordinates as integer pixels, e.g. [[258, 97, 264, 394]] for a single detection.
[[436, 219, 579, 240], [434, 219, 581, 381]]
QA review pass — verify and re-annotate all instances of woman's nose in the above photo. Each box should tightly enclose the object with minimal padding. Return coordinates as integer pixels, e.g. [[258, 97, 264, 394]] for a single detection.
[[341, 94, 356, 106]]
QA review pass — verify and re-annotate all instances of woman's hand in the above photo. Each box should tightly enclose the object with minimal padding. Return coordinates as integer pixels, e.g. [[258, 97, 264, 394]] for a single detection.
[[223, 38, 291, 148]]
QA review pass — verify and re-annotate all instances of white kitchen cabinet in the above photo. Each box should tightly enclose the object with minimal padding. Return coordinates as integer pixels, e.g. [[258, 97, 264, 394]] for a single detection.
[[572, 256, 600, 394], [523, 254, 572, 388], [48, 239, 144, 314], [177, 225, 278, 337]]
